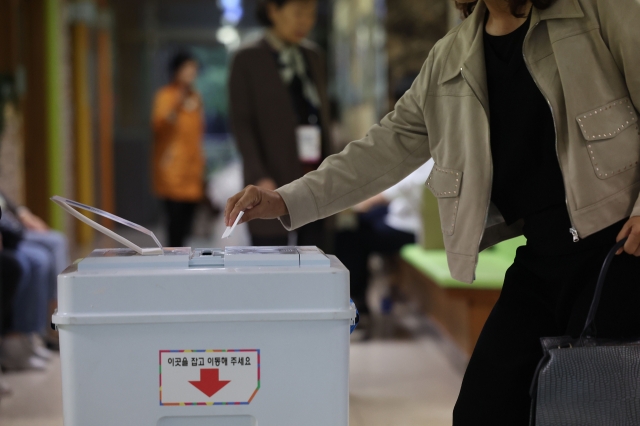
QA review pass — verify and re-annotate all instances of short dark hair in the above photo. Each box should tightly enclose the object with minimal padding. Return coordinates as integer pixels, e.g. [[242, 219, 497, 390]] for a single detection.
[[256, 0, 314, 27], [257, 0, 286, 26], [168, 51, 197, 79], [455, 0, 557, 18]]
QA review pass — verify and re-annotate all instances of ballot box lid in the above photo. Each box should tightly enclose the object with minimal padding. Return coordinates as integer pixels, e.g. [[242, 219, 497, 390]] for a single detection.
[[53, 246, 351, 326], [75, 246, 331, 270]]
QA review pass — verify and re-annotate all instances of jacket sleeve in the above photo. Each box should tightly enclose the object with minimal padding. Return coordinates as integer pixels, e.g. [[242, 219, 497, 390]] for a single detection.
[[228, 51, 269, 185], [596, 0, 640, 216], [277, 52, 434, 230]]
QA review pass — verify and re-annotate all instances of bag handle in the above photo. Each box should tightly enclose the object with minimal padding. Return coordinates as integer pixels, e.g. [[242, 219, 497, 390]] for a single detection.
[[51, 196, 164, 256], [580, 237, 628, 339]]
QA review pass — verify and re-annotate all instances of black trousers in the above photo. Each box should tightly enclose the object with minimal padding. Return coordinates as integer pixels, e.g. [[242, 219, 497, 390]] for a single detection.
[[334, 205, 415, 314], [251, 219, 327, 250], [0, 251, 22, 334], [163, 200, 198, 248], [453, 206, 640, 425]]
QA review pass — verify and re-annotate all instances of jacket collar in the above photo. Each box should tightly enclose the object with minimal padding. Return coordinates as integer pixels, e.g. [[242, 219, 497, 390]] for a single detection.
[[438, 0, 487, 86], [538, 0, 584, 20], [438, 0, 584, 86]]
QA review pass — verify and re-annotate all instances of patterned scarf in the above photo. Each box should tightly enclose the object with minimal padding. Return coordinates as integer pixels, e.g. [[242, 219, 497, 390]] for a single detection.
[[265, 31, 321, 109]]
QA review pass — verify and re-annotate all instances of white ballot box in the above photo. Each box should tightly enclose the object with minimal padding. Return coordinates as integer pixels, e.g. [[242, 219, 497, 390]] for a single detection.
[[50, 197, 356, 426]]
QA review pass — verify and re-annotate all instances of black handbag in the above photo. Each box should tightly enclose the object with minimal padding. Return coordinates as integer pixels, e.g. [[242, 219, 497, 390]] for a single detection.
[[529, 237, 640, 425]]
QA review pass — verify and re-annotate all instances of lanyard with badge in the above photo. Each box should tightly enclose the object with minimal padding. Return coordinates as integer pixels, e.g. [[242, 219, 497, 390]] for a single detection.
[[296, 114, 322, 165]]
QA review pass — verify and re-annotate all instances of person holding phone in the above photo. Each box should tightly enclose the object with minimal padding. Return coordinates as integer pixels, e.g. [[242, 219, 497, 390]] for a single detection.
[[225, 0, 640, 423], [152, 51, 204, 248]]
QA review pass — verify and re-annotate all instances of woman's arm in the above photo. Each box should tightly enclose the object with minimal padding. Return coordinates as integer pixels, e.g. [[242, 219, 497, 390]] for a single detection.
[[229, 51, 270, 186], [225, 52, 434, 228], [275, 53, 434, 230]]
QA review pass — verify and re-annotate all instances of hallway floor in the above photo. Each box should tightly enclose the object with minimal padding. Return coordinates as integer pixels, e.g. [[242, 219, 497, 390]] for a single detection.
[[0, 336, 463, 426], [349, 338, 463, 426]]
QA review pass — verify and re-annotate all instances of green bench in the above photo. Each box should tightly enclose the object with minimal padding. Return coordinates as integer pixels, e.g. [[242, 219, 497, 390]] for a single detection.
[[398, 189, 526, 354], [401, 236, 525, 290]]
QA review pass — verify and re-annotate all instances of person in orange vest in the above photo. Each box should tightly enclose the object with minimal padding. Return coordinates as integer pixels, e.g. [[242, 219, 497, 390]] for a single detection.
[[152, 51, 205, 247]]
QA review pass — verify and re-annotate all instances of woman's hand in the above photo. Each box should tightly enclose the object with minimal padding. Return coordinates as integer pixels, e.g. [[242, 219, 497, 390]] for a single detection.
[[224, 185, 289, 227], [616, 216, 640, 255]]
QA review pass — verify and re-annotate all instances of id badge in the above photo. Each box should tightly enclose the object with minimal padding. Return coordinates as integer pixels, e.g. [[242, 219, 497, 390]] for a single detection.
[[296, 125, 322, 164]]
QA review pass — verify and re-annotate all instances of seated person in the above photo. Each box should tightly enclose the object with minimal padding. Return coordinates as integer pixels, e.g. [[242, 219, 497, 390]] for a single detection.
[[0, 191, 68, 369], [335, 160, 434, 315], [1, 227, 23, 395]]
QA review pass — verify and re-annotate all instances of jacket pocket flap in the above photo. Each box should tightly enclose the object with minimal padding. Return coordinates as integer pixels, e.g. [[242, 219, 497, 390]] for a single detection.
[[426, 165, 462, 198], [577, 97, 638, 141]]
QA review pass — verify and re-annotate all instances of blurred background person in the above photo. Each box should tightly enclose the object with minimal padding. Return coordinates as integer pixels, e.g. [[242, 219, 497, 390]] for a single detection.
[[229, 0, 332, 247], [0, 208, 22, 397], [0, 251, 21, 397], [152, 51, 205, 248], [336, 159, 434, 318], [1, 189, 69, 338], [0, 194, 55, 371]]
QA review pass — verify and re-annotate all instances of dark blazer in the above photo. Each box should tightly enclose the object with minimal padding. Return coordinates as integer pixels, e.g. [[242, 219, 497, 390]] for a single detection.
[[229, 37, 332, 237]]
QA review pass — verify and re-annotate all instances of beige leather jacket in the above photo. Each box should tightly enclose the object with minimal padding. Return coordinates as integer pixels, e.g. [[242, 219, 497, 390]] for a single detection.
[[277, 0, 640, 283]]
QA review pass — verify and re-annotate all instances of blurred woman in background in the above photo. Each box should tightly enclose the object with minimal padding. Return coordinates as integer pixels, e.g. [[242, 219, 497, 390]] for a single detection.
[[228, 0, 331, 247], [152, 51, 205, 248], [0, 191, 62, 371], [1, 224, 21, 396]]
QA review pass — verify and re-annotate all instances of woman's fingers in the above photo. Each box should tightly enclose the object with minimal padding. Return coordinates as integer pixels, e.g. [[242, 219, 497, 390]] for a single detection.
[[616, 220, 632, 255], [617, 216, 640, 256], [224, 186, 289, 226], [228, 187, 260, 226], [624, 229, 640, 256], [224, 189, 246, 226], [240, 201, 263, 224]]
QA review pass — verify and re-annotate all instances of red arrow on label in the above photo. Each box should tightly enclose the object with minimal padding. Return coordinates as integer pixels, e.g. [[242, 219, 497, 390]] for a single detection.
[[189, 369, 231, 397]]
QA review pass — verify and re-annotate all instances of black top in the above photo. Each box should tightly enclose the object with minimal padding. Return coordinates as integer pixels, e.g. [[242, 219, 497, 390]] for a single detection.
[[483, 13, 566, 225], [272, 51, 320, 127], [289, 74, 320, 126]]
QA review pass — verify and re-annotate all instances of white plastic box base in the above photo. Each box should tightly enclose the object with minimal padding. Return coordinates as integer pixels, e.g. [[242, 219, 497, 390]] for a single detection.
[[53, 247, 354, 426], [58, 321, 349, 426]]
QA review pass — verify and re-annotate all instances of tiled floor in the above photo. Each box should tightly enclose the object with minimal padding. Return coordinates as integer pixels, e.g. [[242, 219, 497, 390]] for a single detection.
[[0, 356, 63, 426], [349, 339, 463, 426], [0, 337, 463, 426]]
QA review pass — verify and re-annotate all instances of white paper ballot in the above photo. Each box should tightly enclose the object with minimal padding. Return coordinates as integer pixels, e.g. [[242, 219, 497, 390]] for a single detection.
[[222, 211, 244, 239]]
